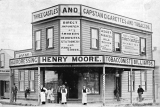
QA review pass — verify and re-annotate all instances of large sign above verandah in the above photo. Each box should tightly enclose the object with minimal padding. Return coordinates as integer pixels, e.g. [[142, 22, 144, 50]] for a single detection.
[[40, 56, 103, 63], [32, 4, 152, 32], [121, 33, 140, 55], [60, 20, 81, 55]]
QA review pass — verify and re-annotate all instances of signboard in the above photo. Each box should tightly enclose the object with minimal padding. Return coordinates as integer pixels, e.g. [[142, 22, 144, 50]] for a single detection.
[[15, 52, 32, 58], [105, 56, 132, 65], [32, 5, 59, 22], [60, 5, 80, 16], [100, 28, 113, 52], [60, 20, 80, 55], [81, 5, 151, 32], [122, 33, 140, 55], [10, 57, 38, 66], [40, 56, 103, 63], [132, 59, 155, 67], [0, 70, 9, 73]]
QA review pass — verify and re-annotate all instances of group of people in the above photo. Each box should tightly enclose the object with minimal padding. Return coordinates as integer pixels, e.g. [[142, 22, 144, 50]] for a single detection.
[[40, 84, 89, 105]]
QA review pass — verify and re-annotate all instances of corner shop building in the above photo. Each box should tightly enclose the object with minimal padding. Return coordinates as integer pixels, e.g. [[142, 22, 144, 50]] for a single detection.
[[9, 4, 155, 103]]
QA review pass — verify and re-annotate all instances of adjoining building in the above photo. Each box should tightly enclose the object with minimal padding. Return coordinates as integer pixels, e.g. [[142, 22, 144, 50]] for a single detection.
[[153, 47, 160, 102], [0, 49, 14, 99], [9, 4, 155, 104]]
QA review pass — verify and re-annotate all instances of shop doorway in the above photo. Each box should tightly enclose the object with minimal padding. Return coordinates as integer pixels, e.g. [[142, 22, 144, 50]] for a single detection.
[[61, 70, 79, 99]]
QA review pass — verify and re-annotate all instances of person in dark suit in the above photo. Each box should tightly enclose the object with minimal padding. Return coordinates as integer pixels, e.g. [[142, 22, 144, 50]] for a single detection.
[[137, 85, 144, 102], [12, 83, 18, 102]]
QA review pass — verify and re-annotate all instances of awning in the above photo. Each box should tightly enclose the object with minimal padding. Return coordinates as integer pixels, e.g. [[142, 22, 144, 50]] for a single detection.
[[0, 75, 9, 81]]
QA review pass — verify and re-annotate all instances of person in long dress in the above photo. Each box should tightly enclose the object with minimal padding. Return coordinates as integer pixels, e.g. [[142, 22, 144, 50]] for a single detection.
[[40, 85, 47, 104], [47, 87, 51, 103], [82, 85, 88, 105], [50, 88, 55, 103], [61, 85, 67, 104]]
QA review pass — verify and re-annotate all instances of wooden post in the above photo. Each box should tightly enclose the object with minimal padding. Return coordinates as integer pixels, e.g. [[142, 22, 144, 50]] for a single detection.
[[153, 69, 156, 103], [38, 67, 41, 105], [103, 65, 105, 106], [9, 69, 13, 103], [130, 68, 133, 104]]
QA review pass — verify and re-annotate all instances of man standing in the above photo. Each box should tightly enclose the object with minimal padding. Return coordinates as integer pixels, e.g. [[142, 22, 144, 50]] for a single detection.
[[12, 83, 18, 102], [82, 85, 88, 105], [57, 85, 61, 104], [137, 85, 144, 102], [61, 85, 67, 104]]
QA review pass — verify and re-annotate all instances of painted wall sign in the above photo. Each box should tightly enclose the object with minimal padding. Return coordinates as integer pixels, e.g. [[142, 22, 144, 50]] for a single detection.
[[121, 33, 140, 55], [40, 56, 103, 63], [81, 5, 151, 32], [0, 70, 9, 73], [60, 5, 80, 16], [100, 28, 113, 52], [15, 52, 32, 58], [105, 56, 132, 65], [32, 5, 59, 22], [132, 59, 154, 67], [10, 57, 38, 66], [60, 20, 80, 55]]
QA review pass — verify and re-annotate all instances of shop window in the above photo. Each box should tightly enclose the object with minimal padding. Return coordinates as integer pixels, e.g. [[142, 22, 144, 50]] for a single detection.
[[83, 72, 100, 94], [128, 71, 135, 92], [140, 38, 146, 55], [91, 28, 99, 49], [46, 27, 54, 48], [35, 30, 41, 50], [0, 53, 4, 68], [19, 70, 25, 91], [141, 71, 147, 91], [5, 81, 9, 92], [29, 70, 35, 91], [114, 33, 121, 52]]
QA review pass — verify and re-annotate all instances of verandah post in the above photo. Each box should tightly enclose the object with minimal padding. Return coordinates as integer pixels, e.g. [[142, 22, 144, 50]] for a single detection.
[[103, 65, 105, 106], [38, 67, 41, 105], [130, 68, 133, 104], [9, 69, 13, 103]]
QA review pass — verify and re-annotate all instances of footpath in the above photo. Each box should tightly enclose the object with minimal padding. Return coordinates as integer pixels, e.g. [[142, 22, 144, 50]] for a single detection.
[[0, 98, 159, 107]]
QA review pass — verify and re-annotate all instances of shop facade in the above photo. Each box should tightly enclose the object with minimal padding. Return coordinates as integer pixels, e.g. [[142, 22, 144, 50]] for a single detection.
[[0, 49, 14, 99], [9, 4, 155, 104]]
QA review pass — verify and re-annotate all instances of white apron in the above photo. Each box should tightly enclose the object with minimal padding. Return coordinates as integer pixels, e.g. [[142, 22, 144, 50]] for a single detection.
[[41, 92, 46, 102], [82, 93, 87, 103], [61, 88, 67, 103]]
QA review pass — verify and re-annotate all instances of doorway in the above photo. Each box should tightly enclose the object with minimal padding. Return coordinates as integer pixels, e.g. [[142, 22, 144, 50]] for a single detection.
[[61, 70, 79, 99]]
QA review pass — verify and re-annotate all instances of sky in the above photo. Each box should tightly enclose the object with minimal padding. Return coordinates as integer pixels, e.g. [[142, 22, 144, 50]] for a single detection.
[[0, 0, 160, 50]]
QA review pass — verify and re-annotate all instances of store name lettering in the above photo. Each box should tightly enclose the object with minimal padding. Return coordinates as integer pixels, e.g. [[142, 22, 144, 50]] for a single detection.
[[41, 56, 102, 63], [10, 57, 38, 66], [133, 59, 154, 67], [62, 7, 78, 14], [105, 56, 131, 65]]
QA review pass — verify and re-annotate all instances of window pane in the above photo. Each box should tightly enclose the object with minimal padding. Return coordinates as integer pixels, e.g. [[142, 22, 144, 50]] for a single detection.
[[92, 29, 98, 39], [20, 81, 24, 91], [115, 33, 120, 42], [0, 54, 4, 67], [30, 71, 34, 80], [36, 41, 40, 50], [36, 31, 40, 40], [92, 38, 97, 48], [30, 81, 34, 91], [20, 71, 24, 80], [48, 39, 53, 48], [47, 28, 53, 38], [141, 38, 146, 53]]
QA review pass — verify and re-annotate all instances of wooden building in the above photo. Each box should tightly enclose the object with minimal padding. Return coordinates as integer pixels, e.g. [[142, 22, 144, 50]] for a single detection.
[[0, 49, 14, 99], [9, 4, 155, 104]]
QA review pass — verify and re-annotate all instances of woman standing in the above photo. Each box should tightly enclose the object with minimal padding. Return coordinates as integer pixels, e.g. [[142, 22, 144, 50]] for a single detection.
[[82, 85, 88, 105], [40, 85, 47, 104], [47, 87, 51, 103], [61, 85, 67, 104], [50, 88, 55, 103]]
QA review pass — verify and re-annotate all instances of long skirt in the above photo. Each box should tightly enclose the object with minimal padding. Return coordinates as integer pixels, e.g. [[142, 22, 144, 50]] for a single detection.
[[82, 93, 87, 104], [41, 92, 46, 104], [61, 93, 67, 103]]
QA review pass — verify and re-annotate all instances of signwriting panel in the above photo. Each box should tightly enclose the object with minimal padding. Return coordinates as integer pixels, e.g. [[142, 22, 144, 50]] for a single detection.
[[15, 52, 32, 58], [121, 33, 140, 55], [81, 5, 151, 32], [132, 59, 155, 67], [60, 20, 81, 55], [60, 5, 80, 16], [100, 28, 113, 52], [40, 56, 103, 63], [32, 5, 59, 22], [10, 57, 38, 66]]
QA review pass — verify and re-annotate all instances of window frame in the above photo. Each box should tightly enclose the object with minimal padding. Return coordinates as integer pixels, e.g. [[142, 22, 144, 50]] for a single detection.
[[140, 71, 147, 91], [35, 30, 41, 51], [0, 53, 5, 68], [90, 28, 99, 50], [28, 70, 35, 92], [114, 32, 121, 52], [19, 70, 25, 92], [128, 71, 135, 92], [140, 38, 146, 56], [46, 27, 54, 49]]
